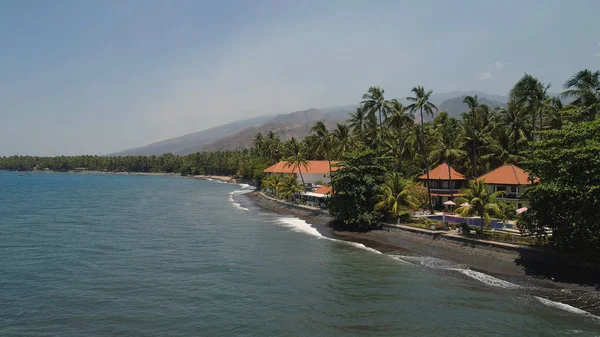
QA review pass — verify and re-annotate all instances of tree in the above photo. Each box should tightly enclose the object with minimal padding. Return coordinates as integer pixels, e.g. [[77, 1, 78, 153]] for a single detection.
[[284, 138, 309, 189], [429, 113, 466, 199], [348, 106, 368, 140], [455, 180, 505, 230], [277, 175, 303, 201], [262, 174, 283, 196], [463, 95, 481, 177], [310, 121, 335, 190], [327, 149, 390, 231], [385, 99, 414, 139], [375, 172, 418, 223], [407, 85, 438, 213], [561, 69, 600, 121], [510, 74, 550, 140], [332, 124, 352, 158], [361, 86, 391, 143], [499, 101, 530, 153], [520, 119, 600, 257]]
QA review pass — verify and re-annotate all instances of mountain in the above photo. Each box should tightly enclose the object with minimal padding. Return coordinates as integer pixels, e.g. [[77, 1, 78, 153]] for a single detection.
[[438, 96, 507, 119], [110, 114, 274, 156], [111, 90, 514, 156], [199, 108, 340, 152]]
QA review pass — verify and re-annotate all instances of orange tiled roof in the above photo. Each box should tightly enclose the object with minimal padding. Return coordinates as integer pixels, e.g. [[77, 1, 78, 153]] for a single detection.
[[263, 160, 339, 174], [476, 164, 534, 185], [419, 163, 466, 180], [314, 185, 332, 195]]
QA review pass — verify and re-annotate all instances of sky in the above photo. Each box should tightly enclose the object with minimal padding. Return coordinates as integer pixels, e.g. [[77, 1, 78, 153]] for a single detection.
[[1, 0, 599, 156]]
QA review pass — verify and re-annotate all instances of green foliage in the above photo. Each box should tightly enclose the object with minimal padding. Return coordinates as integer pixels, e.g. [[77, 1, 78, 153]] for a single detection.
[[328, 149, 390, 231], [497, 201, 517, 220], [277, 175, 303, 201], [520, 119, 600, 257], [455, 180, 506, 229], [375, 172, 418, 221]]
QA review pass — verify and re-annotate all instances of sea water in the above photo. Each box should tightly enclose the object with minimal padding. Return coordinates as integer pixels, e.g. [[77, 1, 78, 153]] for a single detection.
[[1, 172, 598, 336]]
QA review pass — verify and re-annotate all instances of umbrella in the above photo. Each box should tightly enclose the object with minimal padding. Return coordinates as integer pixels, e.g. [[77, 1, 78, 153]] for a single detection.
[[516, 207, 528, 214], [460, 202, 470, 207], [443, 200, 456, 206]]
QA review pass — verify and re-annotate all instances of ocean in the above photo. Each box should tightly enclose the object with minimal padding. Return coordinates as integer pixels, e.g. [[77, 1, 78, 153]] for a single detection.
[[1, 171, 598, 336]]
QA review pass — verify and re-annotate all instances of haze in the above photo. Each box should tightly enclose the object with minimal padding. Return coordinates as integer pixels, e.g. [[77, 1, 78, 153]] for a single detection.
[[1, 0, 598, 156]]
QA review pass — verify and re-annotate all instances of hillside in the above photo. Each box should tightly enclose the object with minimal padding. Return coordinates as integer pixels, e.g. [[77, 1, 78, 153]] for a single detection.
[[110, 91, 514, 156]]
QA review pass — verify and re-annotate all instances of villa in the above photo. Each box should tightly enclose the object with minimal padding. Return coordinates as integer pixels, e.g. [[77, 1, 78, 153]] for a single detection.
[[418, 163, 467, 208], [476, 163, 534, 208], [263, 160, 339, 187]]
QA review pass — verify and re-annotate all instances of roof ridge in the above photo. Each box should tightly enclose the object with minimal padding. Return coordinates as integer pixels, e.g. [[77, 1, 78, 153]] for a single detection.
[[510, 163, 520, 185]]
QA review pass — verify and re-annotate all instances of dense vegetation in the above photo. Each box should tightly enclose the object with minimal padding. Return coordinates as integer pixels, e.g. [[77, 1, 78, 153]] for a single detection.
[[2, 69, 599, 255]]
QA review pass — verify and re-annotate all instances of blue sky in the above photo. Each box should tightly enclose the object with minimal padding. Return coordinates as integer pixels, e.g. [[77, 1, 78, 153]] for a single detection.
[[1, 0, 599, 156]]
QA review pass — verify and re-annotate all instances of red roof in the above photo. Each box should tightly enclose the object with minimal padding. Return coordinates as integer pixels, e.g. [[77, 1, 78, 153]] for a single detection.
[[419, 163, 466, 180], [263, 160, 339, 174], [314, 185, 332, 195], [476, 164, 534, 185]]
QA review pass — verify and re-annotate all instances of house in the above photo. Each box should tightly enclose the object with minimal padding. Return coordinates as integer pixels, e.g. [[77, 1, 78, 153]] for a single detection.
[[263, 160, 339, 187], [476, 164, 533, 208], [418, 163, 467, 208]]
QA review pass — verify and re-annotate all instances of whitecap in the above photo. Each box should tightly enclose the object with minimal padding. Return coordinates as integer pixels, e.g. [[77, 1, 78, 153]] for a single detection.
[[453, 269, 521, 289], [239, 183, 254, 189], [535, 296, 599, 320], [276, 217, 382, 254]]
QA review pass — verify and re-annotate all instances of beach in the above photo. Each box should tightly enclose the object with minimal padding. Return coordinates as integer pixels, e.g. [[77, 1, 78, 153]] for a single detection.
[[246, 191, 600, 315]]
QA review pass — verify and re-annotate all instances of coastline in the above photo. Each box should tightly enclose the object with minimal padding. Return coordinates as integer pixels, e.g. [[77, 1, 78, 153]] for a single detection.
[[246, 191, 600, 315], [29, 170, 241, 184]]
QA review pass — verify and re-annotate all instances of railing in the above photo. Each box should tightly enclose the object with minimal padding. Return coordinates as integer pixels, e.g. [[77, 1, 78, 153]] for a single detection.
[[429, 188, 462, 195]]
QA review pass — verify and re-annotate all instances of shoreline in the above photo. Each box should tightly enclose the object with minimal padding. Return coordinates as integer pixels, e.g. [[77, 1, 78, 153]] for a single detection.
[[246, 191, 600, 315]]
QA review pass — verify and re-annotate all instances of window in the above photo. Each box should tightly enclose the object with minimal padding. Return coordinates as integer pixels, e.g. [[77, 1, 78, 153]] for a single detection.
[[496, 186, 507, 192], [510, 186, 518, 193]]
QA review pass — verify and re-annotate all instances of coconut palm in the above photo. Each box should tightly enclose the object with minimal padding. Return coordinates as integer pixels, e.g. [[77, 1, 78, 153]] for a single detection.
[[510, 74, 550, 140], [455, 180, 505, 230], [561, 69, 600, 121], [375, 172, 418, 223], [385, 99, 414, 139], [311, 121, 335, 190], [262, 174, 283, 196], [348, 106, 368, 140], [361, 86, 391, 142], [462, 95, 482, 177], [407, 86, 438, 214], [284, 137, 309, 190], [332, 124, 352, 157], [429, 115, 466, 199], [499, 101, 530, 153], [277, 175, 303, 201]]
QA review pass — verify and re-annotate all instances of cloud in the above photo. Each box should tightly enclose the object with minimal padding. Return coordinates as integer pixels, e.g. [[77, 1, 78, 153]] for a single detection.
[[494, 61, 504, 69], [479, 72, 492, 80]]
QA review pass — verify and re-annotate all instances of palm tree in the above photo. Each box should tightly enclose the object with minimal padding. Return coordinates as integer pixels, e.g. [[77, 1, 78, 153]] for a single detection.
[[361, 86, 391, 142], [407, 86, 438, 214], [252, 132, 264, 156], [262, 174, 283, 196], [375, 172, 418, 223], [284, 137, 309, 190], [311, 121, 335, 191], [348, 106, 368, 140], [462, 95, 481, 177], [385, 98, 414, 138], [429, 114, 466, 199], [562, 69, 600, 121], [332, 124, 352, 157], [510, 74, 550, 140], [455, 180, 505, 231], [499, 101, 530, 153], [277, 175, 303, 201]]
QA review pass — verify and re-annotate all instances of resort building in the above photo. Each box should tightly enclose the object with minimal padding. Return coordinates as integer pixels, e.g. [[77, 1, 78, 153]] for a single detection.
[[418, 163, 467, 208], [476, 164, 533, 208], [263, 160, 338, 187]]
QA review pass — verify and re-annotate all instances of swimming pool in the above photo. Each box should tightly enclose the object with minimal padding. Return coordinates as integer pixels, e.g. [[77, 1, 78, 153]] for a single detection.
[[427, 215, 510, 229]]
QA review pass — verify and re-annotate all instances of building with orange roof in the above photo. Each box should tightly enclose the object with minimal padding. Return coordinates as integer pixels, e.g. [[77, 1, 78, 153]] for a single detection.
[[418, 163, 467, 208], [476, 163, 534, 208], [263, 160, 339, 186]]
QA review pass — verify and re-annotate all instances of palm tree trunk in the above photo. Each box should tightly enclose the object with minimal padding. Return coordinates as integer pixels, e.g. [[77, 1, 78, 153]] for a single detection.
[[327, 159, 334, 194], [297, 164, 306, 191], [447, 160, 453, 199], [531, 110, 536, 141], [539, 108, 543, 140], [472, 138, 477, 178], [378, 106, 384, 141], [421, 106, 434, 214], [480, 215, 484, 231]]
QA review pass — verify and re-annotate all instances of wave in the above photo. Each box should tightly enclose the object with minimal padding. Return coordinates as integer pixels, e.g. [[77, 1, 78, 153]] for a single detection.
[[238, 183, 254, 189], [393, 255, 521, 289], [535, 296, 599, 320], [228, 191, 249, 211], [276, 217, 382, 254]]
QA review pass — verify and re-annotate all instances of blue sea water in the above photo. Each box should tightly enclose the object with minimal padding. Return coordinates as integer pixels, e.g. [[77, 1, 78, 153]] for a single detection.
[[1, 171, 599, 336]]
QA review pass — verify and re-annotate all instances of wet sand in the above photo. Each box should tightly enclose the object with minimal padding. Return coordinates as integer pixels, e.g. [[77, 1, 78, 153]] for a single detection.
[[246, 192, 600, 315]]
